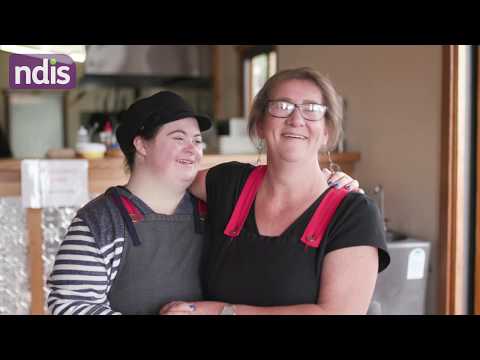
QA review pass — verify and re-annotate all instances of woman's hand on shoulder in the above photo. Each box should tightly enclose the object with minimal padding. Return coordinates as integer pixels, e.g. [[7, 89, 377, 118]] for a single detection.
[[322, 168, 364, 194]]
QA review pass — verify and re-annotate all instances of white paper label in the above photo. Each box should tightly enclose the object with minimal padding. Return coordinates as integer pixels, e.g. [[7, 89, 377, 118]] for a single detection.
[[21, 160, 89, 208], [407, 248, 426, 280]]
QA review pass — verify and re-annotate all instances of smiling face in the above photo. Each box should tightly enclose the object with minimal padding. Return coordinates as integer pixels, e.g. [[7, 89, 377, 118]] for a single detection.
[[257, 79, 329, 163], [134, 117, 203, 185]]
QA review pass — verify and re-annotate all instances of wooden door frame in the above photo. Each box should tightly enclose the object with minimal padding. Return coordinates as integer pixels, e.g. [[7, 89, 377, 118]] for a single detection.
[[439, 45, 480, 315], [475, 45, 480, 315], [439, 45, 459, 314]]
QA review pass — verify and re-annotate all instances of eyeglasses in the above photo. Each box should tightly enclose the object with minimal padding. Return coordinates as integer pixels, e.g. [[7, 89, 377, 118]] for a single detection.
[[267, 100, 327, 121]]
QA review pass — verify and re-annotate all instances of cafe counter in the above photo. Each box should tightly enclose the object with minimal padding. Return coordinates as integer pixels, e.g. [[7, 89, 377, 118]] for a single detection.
[[0, 152, 360, 314]]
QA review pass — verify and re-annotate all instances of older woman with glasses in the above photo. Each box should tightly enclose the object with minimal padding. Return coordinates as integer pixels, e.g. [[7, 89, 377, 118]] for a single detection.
[[162, 67, 390, 315]]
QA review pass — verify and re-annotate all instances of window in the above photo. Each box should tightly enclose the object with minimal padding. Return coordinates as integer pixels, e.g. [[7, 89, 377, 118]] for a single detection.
[[238, 46, 277, 116]]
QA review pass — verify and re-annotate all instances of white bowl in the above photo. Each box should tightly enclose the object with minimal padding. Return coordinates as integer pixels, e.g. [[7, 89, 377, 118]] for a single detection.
[[75, 142, 107, 159]]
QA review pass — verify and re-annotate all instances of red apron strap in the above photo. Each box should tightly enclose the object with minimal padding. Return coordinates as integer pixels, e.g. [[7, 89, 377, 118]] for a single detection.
[[120, 195, 145, 223], [301, 188, 349, 249], [224, 165, 268, 238], [197, 199, 208, 221]]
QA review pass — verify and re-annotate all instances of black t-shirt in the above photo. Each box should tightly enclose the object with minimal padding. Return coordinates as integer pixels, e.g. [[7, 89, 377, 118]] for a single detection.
[[203, 162, 391, 307]]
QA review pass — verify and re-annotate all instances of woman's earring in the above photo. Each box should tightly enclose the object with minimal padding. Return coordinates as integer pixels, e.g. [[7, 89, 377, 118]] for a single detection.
[[327, 151, 341, 174], [256, 140, 264, 165]]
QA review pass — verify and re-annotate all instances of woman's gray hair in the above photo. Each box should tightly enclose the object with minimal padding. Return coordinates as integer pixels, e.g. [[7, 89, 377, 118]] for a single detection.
[[248, 67, 344, 151]]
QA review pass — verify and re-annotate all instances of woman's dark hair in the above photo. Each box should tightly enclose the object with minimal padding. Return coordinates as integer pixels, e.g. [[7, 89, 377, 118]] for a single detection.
[[123, 120, 163, 173]]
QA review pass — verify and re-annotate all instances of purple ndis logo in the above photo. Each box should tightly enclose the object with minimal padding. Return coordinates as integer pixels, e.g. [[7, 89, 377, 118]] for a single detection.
[[9, 53, 76, 89]]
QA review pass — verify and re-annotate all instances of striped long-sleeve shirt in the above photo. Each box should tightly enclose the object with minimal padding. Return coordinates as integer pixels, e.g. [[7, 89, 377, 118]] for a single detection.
[[47, 217, 124, 315]]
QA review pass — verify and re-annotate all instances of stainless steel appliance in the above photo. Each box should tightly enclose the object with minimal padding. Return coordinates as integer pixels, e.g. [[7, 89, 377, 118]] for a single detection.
[[368, 239, 431, 315]]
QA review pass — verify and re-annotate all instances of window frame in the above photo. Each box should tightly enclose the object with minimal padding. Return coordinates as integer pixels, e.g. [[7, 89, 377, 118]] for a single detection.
[[237, 45, 278, 117]]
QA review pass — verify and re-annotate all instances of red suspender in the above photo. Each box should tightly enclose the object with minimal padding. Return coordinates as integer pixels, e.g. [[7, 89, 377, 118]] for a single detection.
[[197, 199, 208, 220], [120, 193, 207, 224], [120, 195, 144, 223], [300, 188, 349, 249], [224, 165, 267, 237], [223, 165, 349, 249]]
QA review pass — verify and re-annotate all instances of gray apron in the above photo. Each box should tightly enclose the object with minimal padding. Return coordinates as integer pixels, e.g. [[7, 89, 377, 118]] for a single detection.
[[107, 189, 204, 314]]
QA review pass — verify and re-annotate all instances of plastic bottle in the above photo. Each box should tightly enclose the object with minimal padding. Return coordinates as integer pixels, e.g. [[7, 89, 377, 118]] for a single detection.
[[76, 125, 89, 144], [100, 121, 113, 148]]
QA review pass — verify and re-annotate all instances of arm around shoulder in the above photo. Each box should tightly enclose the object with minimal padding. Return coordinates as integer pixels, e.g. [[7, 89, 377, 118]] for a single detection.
[[189, 169, 208, 202]]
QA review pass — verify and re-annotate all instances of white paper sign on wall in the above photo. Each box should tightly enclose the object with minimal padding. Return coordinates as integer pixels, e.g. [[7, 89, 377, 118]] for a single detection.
[[407, 248, 426, 280], [21, 160, 89, 208]]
